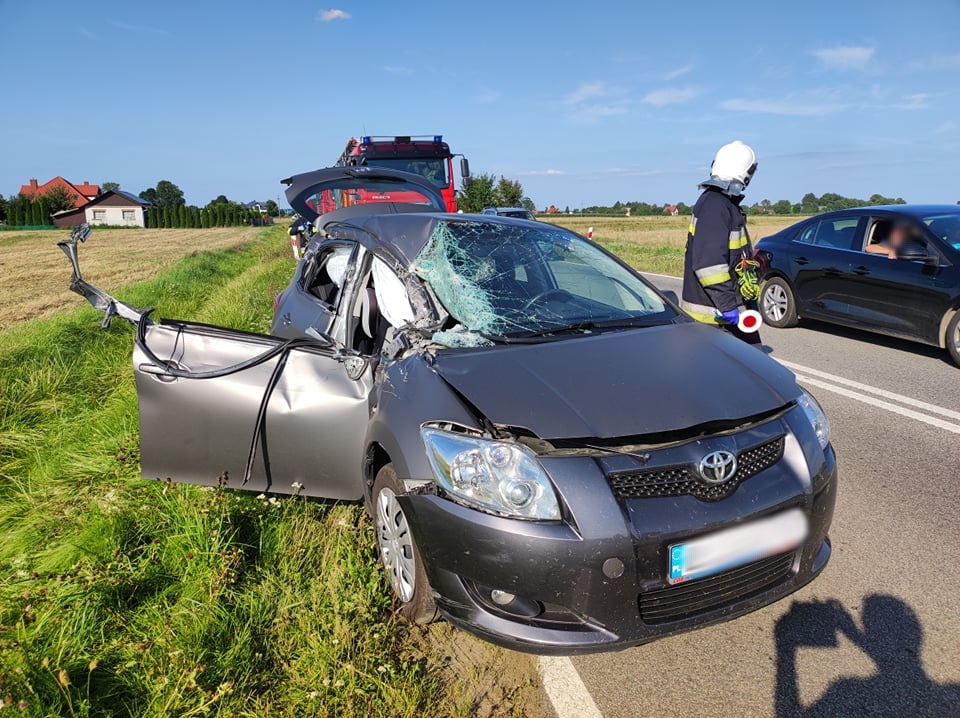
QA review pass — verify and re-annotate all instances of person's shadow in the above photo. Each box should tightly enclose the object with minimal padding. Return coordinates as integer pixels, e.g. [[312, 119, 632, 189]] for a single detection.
[[774, 594, 960, 717]]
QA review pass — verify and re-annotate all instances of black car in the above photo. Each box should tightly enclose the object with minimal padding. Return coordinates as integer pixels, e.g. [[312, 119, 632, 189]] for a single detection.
[[58, 168, 837, 655], [755, 205, 960, 366]]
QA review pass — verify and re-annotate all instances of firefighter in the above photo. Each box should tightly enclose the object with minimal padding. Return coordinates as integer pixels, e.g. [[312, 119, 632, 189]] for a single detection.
[[681, 140, 762, 346]]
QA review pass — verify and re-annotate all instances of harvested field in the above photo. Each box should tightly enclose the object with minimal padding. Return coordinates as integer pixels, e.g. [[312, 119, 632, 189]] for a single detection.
[[0, 227, 264, 330]]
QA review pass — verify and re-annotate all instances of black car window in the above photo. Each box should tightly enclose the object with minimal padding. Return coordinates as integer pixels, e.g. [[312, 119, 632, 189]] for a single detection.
[[813, 218, 859, 249], [796, 223, 818, 244], [301, 242, 356, 307]]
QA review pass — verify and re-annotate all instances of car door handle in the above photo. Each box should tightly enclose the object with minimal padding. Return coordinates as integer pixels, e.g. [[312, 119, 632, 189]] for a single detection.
[[852, 265, 870, 276], [824, 267, 841, 277], [793, 257, 809, 266]]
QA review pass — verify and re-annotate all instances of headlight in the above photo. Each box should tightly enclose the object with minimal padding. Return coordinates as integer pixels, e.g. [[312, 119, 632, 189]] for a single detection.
[[797, 391, 830, 450], [421, 427, 561, 520]]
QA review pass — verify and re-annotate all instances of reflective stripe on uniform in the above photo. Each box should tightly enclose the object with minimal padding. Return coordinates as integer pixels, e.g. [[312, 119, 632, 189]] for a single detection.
[[695, 263, 732, 287], [728, 229, 747, 249], [680, 299, 719, 324], [688, 215, 698, 236]]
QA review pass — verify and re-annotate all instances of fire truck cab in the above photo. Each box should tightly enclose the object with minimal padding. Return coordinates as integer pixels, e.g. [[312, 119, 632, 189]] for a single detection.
[[335, 135, 468, 213]]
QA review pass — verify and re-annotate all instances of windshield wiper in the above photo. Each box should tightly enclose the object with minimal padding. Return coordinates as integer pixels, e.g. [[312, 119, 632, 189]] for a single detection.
[[489, 318, 664, 343]]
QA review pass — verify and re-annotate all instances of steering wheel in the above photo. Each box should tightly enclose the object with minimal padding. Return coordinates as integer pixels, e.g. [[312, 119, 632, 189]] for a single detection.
[[522, 288, 570, 312]]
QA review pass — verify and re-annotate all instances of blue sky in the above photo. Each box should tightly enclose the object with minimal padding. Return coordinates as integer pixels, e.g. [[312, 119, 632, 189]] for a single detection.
[[2, 0, 959, 209]]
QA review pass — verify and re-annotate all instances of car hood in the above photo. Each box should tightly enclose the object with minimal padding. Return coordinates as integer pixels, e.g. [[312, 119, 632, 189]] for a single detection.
[[431, 323, 799, 440]]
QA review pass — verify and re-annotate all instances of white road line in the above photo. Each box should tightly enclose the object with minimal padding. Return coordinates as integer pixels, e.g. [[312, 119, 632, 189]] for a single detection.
[[780, 360, 960, 422], [538, 656, 604, 718], [641, 271, 681, 282], [794, 374, 960, 436]]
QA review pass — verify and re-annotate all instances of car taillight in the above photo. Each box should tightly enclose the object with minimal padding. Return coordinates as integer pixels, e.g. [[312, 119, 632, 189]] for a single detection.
[[753, 248, 770, 273]]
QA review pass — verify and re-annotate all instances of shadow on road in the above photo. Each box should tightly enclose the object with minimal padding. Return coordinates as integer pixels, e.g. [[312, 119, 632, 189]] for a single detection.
[[792, 318, 952, 366], [774, 595, 960, 717]]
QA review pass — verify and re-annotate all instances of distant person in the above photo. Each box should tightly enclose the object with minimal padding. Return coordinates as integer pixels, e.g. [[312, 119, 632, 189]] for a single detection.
[[866, 223, 909, 259], [681, 140, 762, 346]]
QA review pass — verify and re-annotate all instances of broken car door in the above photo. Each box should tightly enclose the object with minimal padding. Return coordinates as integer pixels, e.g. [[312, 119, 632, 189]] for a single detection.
[[134, 319, 372, 499]]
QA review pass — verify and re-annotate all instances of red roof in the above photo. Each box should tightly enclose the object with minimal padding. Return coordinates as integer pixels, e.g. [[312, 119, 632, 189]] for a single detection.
[[19, 176, 100, 208]]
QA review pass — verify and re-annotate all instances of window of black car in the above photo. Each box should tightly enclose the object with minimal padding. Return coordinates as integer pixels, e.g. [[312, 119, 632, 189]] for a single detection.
[[301, 242, 356, 307], [811, 217, 860, 249], [923, 213, 960, 251], [411, 220, 675, 343]]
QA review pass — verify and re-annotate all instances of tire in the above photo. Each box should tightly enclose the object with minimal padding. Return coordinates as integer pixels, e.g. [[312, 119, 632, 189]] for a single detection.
[[371, 465, 438, 623], [946, 311, 960, 368], [760, 277, 799, 328]]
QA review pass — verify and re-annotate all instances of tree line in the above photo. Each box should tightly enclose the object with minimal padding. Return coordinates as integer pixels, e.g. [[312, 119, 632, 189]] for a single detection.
[[458, 173, 535, 213], [572, 192, 908, 217], [0, 179, 280, 228]]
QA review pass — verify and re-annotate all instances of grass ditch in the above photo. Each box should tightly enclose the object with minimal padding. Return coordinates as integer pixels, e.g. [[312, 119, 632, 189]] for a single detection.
[[0, 226, 541, 717]]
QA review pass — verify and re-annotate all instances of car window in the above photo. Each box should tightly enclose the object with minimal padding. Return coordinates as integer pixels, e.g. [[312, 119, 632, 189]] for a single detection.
[[302, 243, 356, 306], [411, 220, 674, 340], [812, 218, 859, 249], [923, 213, 960, 250], [796, 223, 817, 244]]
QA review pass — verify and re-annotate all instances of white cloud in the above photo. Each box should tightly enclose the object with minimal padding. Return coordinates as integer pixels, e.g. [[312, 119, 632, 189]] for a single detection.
[[107, 19, 169, 35], [812, 46, 875, 70], [383, 65, 414, 76], [898, 93, 929, 110], [722, 97, 849, 116], [600, 168, 664, 177], [642, 87, 699, 107], [519, 169, 567, 176], [78, 25, 97, 39], [318, 8, 351, 21], [475, 88, 501, 104], [908, 52, 960, 71], [661, 63, 694, 81], [564, 81, 620, 105], [563, 82, 629, 123], [935, 121, 957, 134]]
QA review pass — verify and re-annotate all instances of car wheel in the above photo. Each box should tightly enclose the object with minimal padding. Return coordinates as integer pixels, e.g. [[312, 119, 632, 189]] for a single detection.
[[372, 465, 438, 623], [760, 277, 799, 328], [946, 311, 960, 368]]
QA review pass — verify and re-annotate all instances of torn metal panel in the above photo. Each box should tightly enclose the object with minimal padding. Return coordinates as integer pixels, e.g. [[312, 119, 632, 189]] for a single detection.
[[57, 224, 146, 328]]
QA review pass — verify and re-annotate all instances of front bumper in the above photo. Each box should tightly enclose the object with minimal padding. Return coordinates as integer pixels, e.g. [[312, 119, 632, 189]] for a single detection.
[[398, 409, 838, 655]]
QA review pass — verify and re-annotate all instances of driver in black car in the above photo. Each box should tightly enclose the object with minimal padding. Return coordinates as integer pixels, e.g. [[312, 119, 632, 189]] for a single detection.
[[866, 223, 910, 259]]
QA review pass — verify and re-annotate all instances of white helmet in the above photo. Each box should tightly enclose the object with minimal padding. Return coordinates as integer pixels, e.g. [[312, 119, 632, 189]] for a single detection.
[[710, 140, 757, 187]]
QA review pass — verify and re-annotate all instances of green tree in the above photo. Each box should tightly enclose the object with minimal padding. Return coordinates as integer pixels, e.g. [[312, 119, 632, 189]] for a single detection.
[[156, 180, 185, 207], [0, 193, 6, 223], [101, 182, 120, 193], [161, 205, 171, 229], [178, 204, 188, 228], [494, 176, 524, 207], [200, 208, 209, 228], [147, 207, 158, 228], [458, 173, 497, 213], [140, 187, 158, 204], [521, 197, 536, 212], [43, 185, 78, 214], [772, 199, 793, 215], [264, 199, 279, 217], [800, 193, 819, 215]]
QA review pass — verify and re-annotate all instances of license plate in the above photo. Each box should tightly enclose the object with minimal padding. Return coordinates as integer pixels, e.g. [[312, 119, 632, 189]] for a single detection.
[[668, 509, 808, 585]]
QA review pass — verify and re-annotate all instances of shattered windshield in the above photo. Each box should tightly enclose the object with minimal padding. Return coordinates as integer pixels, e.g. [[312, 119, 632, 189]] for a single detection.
[[411, 220, 675, 344]]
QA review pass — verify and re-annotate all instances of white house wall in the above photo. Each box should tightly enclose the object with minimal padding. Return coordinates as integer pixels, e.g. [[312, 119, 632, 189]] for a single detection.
[[84, 206, 146, 227]]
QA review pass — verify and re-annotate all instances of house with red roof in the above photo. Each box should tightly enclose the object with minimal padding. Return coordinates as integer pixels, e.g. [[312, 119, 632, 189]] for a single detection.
[[19, 177, 100, 208]]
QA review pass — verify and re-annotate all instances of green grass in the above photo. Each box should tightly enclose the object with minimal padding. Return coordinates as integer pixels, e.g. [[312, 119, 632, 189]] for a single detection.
[[0, 227, 454, 717], [596, 240, 684, 276]]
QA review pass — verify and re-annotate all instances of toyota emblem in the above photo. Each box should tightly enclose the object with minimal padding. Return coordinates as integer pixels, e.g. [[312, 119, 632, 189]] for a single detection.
[[698, 450, 738, 484]]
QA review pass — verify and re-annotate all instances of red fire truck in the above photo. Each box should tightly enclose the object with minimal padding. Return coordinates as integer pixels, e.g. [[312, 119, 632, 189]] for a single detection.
[[332, 135, 469, 213]]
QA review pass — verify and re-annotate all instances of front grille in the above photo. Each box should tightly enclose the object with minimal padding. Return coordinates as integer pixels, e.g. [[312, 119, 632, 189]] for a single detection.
[[607, 436, 785, 501], [639, 552, 795, 624]]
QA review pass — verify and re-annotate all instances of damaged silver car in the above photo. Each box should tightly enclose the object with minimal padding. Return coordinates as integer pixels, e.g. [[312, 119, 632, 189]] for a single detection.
[[61, 166, 836, 654]]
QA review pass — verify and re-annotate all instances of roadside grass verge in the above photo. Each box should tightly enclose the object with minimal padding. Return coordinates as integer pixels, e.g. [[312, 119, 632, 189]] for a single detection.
[[0, 226, 539, 716]]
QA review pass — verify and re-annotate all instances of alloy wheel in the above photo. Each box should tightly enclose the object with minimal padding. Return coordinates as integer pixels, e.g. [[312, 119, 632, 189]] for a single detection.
[[375, 487, 416, 603], [763, 284, 788, 322]]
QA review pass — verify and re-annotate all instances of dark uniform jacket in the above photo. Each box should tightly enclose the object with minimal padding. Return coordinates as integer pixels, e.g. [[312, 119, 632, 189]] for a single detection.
[[681, 187, 752, 324]]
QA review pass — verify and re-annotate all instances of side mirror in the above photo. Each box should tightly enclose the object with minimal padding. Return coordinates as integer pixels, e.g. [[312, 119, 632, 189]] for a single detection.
[[662, 290, 679, 305], [896, 246, 933, 263], [460, 157, 471, 186]]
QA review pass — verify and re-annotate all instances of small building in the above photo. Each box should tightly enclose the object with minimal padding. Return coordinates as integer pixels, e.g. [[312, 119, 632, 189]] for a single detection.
[[20, 177, 100, 208], [663, 204, 679, 216], [52, 190, 150, 228]]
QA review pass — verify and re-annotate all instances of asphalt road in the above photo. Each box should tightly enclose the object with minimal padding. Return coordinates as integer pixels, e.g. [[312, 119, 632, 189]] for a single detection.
[[560, 273, 960, 718]]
